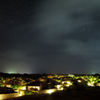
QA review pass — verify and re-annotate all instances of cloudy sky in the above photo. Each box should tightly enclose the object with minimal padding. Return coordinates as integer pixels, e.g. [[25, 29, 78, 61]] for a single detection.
[[0, 0, 100, 74]]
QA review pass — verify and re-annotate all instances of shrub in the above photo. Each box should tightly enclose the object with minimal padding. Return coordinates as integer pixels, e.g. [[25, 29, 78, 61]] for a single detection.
[[11, 85, 23, 90], [0, 83, 4, 87], [25, 91, 33, 95]]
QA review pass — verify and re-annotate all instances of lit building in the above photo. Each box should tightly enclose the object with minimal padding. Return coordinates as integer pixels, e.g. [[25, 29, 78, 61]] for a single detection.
[[26, 81, 42, 92]]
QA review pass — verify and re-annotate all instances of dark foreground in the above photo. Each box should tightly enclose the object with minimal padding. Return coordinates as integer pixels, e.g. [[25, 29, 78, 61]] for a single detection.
[[8, 87, 100, 100]]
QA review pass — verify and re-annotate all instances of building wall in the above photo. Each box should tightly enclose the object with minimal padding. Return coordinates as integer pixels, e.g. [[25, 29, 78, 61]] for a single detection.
[[27, 86, 41, 91], [96, 83, 100, 86], [0, 92, 25, 100], [0, 93, 19, 100], [21, 86, 26, 90]]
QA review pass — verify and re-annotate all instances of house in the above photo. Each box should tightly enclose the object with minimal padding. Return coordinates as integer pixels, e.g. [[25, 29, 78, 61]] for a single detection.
[[47, 75, 55, 79], [4, 83, 11, 88], [61, 77, 72, 87], [39, 78, 46, 82], [26, 81, 42, 92], [77, 78, 84, 83], [58, 75, 65, 78], [55, 84, 63, 90], [61, 77, 71, 84]]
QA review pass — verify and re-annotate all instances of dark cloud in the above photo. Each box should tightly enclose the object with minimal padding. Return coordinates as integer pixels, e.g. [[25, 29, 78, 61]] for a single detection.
[[0, 0, 100, 74]]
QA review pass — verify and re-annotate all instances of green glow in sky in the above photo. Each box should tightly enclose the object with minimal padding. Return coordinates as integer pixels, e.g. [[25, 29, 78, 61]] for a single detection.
[[8, 72, 16, 74]]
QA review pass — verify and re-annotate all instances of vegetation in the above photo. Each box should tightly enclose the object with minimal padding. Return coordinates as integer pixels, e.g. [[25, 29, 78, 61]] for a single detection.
[[0, 72, 100, 97], [0, 83, 4, 87], [11, 85, 23, 90], [25, 91, 33, 95]]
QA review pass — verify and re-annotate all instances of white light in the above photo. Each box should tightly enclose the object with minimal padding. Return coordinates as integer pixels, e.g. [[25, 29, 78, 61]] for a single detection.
[[66, 85, 70, 87], [19, 91, 23, 96], [87, 83, 94, 87], [62, 81, 64, 84], [47, 90, 53, 94], [57, 85, 60, 89], [0, 95, 3, 100], [67, 81, 71, 84], [21, 86, 26, 90], [78, 80, 81, 82]]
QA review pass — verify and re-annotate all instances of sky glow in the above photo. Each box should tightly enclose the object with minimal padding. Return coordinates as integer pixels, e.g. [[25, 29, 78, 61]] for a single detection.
[[0, 0, 100, 74]]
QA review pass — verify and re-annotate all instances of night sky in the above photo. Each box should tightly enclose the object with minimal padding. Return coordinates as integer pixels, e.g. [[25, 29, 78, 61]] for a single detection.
[[0, 0, 100, 74]]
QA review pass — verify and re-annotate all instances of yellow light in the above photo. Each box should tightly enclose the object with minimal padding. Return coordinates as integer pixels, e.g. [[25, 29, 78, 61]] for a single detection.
[[96, 83, 100, 86], [14, 90, 19, 93], [87, 83, 94, 87], [62, 81, 64, 84], [57, 85, 60, 89], [6, 85, 11, 88], [0, 95, 3, 100], [66, 84, 70, 87], [67, 81, 71, 84], [56, 85, 64, 90], [47, 90, 53, 94], [19, 91, 23, 96], [19, 94, 22, 96], [78, 80, 81, 82], [59, 87, 64, 90], [21, 86, 26, 90], [36, 87, 40, 90]]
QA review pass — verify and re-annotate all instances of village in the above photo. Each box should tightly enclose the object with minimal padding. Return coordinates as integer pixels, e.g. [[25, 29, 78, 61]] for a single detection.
[[0, 73, 100, 100]]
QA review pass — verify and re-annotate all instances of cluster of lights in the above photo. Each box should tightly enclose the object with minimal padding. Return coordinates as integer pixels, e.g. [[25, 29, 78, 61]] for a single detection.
[[57, 85, 60, 89], [1, 74, 100, 100], [56, 85, 64, 90], [62, 81, 73, 88]]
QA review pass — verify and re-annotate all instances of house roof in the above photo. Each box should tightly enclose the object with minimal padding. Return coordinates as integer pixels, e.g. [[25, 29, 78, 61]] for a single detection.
[[61, 77, 71, 81], [77, 78, 84, 80], [27, 81, 41, 86], [0, 87, 15, 94], [4, 83, 11, 85]]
